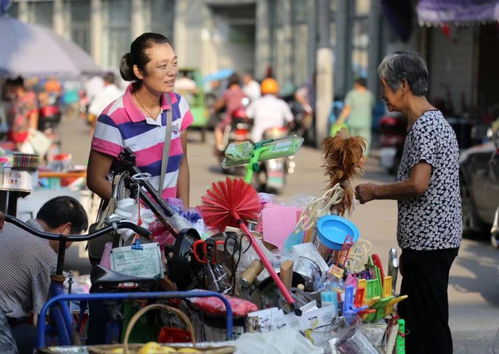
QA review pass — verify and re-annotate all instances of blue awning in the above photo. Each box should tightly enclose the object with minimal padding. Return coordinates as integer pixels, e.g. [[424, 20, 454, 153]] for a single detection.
[[417, 0, 499, 26]]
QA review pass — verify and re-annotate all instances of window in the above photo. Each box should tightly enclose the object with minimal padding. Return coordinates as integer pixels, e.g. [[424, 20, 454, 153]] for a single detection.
[[351, 0, 369, 78], [69, 0, 91, 53], [104, 0, 131, 68], [7, 1, 18, 18], [32, 1, 54, 29], [148, 0, 175, 38], [292, 0, 309, 86], [329, 0, 338, 48]]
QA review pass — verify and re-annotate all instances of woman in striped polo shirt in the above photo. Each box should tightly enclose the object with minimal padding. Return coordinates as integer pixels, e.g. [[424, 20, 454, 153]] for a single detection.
[[85, 32, 194, 344], [87, 32, 193, 208]]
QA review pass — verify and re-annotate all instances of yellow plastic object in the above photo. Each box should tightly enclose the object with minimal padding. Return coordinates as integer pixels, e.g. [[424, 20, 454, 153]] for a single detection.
[[138, 342, 162, 354], [383, 276, 393, 298], [357, 279, 367, 305], [385, 295, 409, 316], [366, 296, 380, 308]]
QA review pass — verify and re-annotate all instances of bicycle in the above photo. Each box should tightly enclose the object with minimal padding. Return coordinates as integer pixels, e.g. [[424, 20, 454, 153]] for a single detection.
[[4, 215, 235, 349]]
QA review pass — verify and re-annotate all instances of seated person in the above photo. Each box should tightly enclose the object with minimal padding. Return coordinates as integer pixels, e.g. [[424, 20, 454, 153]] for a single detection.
[[0, 197, 88, 354]]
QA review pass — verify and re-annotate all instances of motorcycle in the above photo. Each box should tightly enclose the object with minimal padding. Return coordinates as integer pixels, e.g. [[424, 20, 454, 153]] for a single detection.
[[379, 113, 406, 175], [219, 107, 252, 175], [257, 127, 294, 194]]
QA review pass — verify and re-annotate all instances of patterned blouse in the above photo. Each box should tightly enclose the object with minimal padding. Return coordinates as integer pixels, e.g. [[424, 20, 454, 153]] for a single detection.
[[397, 110, 462, 250]]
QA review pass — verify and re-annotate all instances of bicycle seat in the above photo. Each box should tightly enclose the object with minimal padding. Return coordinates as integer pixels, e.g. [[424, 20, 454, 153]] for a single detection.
[[94, 265, 156, 285]]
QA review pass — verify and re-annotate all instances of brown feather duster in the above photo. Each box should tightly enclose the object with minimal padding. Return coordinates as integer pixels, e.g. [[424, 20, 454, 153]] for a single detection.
[[322, 130, 366, 216]]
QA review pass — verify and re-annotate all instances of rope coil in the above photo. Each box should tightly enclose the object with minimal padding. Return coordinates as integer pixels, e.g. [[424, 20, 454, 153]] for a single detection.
[[294, 183, 344, 232]]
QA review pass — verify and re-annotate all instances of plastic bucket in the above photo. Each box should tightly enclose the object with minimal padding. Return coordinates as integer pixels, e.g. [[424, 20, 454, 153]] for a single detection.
[[316, 215, 359, 250]]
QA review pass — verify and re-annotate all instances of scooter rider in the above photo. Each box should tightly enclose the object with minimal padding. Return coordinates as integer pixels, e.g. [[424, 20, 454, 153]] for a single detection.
[[245, 78, 294, 142]]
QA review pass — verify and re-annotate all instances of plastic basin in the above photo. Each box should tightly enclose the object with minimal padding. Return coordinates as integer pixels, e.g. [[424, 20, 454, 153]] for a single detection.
[[316, 215, 359, 250]]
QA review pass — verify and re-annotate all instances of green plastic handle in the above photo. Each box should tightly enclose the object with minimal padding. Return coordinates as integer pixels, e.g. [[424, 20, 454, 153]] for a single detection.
[[396, 318, 406, 354]]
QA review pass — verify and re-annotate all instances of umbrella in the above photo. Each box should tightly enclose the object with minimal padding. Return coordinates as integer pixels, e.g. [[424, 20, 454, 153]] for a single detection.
[[202, 68, 234, 84], [0, 16, 101, 77]]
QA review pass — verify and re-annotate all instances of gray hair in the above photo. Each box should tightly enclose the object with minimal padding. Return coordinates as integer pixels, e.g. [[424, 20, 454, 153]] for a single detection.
[[377, 51, 429, 96]]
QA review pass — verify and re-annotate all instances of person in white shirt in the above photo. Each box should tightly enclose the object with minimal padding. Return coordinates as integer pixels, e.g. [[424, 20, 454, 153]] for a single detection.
[[242, 73, 261, 102], [88, 72, 123, 118], [246, 78, 293, 142], [88, 73, 123, 133], [84, 75, 105, 102]]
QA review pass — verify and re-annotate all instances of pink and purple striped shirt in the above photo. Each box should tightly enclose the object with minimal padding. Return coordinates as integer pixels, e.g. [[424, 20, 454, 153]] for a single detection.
[[91, 84, 193, 199]]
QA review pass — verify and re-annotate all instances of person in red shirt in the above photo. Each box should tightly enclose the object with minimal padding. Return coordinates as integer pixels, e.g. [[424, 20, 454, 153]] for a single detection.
[[5, 77, 39, 148], [212, 73, 247, 154]]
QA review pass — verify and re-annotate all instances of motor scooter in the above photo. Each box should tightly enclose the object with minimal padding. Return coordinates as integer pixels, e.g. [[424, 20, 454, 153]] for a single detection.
[[257, 127, 294, 194], [219, 107, 252, 175], [379, 113, 406, 175]]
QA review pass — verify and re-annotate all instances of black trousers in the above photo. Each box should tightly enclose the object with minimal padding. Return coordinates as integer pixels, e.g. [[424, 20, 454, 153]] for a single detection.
[[398, 248, 458, 354], [10, 322, 37, 354]]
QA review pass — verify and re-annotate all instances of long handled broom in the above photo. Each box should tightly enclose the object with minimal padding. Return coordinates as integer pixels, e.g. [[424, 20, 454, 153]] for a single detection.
[[200, 177, 298, 313]]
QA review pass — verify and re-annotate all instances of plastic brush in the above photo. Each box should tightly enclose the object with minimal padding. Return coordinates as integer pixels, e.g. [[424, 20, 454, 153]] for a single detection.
[[200, 177, 299, 313]]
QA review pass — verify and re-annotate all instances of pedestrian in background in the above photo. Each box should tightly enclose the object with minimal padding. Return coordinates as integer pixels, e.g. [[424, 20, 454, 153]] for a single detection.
[[335, 77, 374, 155], [242, 72, 261, 102], [246, 78, 293, 142], [212, 73, 246, 153], [356, 51, 461, 354], [87, 72, 123, 134], [294, 73, 316, 142], [4, 76, 39, 149]]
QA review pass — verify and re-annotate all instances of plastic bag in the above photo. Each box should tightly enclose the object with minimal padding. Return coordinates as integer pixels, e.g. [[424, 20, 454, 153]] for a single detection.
[[233, 328, 324, 354], [190, 293, 258, 317]]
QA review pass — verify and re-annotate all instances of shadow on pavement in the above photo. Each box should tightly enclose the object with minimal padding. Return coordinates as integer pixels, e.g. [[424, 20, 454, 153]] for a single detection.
[[450, 240, 499, 307]]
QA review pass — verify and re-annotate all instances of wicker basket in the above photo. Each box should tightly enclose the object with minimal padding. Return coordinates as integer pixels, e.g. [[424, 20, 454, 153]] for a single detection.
[[40, 303, 235, 354]]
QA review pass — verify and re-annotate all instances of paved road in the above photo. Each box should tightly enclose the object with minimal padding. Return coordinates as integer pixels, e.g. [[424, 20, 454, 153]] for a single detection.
[[61, 116, 499, 353]]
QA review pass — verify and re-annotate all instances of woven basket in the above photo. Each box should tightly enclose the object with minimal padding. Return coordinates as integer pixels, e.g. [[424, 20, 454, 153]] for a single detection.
[[87, 303, 235, 354]]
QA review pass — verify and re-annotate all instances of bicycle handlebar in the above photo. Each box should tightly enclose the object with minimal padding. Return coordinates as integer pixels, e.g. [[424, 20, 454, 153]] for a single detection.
[[4, 215, 151, 241]]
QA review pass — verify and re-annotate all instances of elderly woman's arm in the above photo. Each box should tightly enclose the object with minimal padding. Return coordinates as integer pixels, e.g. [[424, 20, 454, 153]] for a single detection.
[[87, 150, 114, 201], [176, 131, 190, 208], [356, 162, 432, 203]]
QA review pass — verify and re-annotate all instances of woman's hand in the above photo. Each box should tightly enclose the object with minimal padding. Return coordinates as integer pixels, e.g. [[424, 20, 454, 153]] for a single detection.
[[355, 183, 377, 204]]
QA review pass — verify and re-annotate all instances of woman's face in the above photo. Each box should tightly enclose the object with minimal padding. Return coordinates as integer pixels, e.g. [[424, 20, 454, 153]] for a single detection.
[[380, 78, 403, 112], [139, 43, 178, 94]]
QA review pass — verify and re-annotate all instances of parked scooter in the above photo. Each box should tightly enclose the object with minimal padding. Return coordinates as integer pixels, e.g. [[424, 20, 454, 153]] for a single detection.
[[379, 112, 406, 175]]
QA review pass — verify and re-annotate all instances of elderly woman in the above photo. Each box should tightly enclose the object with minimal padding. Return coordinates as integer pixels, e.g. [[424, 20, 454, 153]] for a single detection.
[[356, 51, 461, 354]]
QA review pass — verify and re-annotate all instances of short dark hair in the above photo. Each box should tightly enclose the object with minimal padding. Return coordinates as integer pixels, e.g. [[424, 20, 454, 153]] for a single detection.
[[120, 32, 173, 85], [227, 73, 241, 88], [36, 196, 88, 234], [377, 51, 428, 96], [6, 76, 24, 88], [354, 77, 367, 88], [103, 72, 115, 85]]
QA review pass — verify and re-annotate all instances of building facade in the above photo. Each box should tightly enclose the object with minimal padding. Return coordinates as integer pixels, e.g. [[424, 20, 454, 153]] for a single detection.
[[9, 0, 175, 70], [8, 0, 496, 120]]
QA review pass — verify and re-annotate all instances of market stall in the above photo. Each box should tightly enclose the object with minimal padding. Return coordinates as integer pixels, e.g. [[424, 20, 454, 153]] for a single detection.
[[36, 133, 407, 354]]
